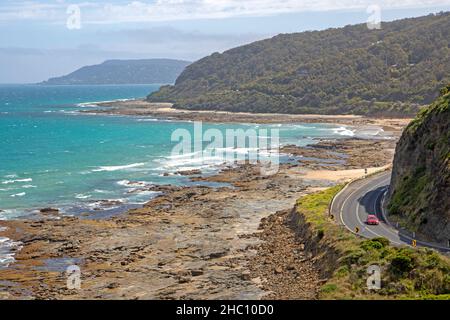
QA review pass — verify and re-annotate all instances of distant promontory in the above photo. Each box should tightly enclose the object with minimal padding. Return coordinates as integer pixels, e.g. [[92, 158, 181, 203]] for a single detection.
[[40, 59, 191, 85]]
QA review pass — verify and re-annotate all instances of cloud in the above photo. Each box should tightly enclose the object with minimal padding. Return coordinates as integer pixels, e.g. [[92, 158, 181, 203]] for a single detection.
[[1, 0, 449, 24], [91, 26, 268, 60], [102, 26, 267, 45], [0, 24, 268, 83]]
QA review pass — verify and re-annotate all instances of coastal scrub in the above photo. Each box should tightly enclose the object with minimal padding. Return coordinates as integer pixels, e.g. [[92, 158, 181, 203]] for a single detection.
[[295, 187, 450, 300]]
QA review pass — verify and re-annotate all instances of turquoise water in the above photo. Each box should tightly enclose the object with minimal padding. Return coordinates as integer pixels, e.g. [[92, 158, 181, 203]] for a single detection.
[[0, 84, 354, 220]]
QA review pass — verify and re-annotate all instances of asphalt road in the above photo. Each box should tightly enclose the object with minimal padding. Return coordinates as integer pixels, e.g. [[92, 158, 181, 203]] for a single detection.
[[331, 171, 450, 252]]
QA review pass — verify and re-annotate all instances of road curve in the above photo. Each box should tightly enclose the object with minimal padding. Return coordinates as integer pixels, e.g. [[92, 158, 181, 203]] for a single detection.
[[331, 171, 450, 252]]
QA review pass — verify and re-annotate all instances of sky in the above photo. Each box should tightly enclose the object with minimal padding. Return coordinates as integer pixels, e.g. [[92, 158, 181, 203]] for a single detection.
[[1, 0, 450, 83]]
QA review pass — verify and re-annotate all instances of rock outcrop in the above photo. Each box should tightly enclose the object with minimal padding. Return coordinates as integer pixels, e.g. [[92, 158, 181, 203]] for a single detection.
[[388, 85, 450, 244]]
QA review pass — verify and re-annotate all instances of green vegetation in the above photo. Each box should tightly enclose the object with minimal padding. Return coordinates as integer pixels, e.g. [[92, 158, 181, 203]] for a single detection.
[[41, 59, 191, 85], [407, 84, 450, 133], [295, 187, 450, 299], [148, 12, 450, 116], [387, 166, 430, 230], [388, 85, 449, 240]]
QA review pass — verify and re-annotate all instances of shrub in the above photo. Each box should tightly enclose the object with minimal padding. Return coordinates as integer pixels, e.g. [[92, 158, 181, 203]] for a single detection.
[[360, 238, 390, 251], [390, 251, 415, 275], [317, 229, 325, 240], [341, 249, 365, 265], [320, 283, 338, 293], [372, 237, 390, 247], [335, 266, 350, 278]]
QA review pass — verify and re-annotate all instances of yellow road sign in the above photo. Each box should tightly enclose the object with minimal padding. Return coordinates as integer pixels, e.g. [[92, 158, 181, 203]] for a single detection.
[[412, 240, 417, 247], [355, 227, 360, 233]]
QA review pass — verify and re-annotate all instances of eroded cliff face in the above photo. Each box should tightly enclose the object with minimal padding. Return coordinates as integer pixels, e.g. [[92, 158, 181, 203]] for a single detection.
[[388, 85, 450, 244]]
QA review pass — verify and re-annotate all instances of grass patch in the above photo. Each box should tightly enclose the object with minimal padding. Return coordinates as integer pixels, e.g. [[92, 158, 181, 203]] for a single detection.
[[295, 186, 450, 300]]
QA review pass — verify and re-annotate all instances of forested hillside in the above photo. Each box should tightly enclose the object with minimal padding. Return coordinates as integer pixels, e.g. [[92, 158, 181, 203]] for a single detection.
[[42, 59, 190, 85], [148, 12, 450, 116]]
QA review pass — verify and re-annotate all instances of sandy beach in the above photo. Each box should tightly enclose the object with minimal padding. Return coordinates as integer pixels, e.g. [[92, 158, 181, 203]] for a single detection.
[[0, 107, 409, 300]]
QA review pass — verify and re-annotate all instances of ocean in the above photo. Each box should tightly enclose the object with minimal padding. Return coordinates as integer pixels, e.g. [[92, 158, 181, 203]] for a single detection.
[[0, 84, 363, 221]]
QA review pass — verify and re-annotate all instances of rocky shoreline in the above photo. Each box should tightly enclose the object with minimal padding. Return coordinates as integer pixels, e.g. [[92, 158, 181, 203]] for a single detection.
[[83, 99, 411, 128], [0, 119, 406, 300]]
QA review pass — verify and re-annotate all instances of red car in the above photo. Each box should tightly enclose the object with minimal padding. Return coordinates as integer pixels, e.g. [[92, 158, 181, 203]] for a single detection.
[[366, 215, 380, 225]]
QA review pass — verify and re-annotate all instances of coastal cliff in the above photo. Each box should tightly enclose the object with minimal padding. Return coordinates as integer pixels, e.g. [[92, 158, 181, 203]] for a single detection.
[[388, 85, 450, 244]]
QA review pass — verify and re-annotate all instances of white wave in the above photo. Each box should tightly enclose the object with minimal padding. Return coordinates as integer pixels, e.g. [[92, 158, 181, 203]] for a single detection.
[[0, 237, 12, 244], [275, 124, 315, 130], [92, 162, 145, 172], [77, 103, 98, 108], [162, 146, 278, 170], [163, 155, 223, 168], [354, 126, 389, 138], [61, 110, 81, 115], [77, 98, 134, 108], [117, 180, 152, 188], [333, 126, 355, 137], [0, 255, 16, 266], [86, 199, 126, 209], [10, 192, 26, 197], [94, 189, 112, 194], [4, 174, 17, 179], [136, 118, 159, 122], [0, 236, 23, 268], [127, 189, 159, 196], [2, 178, 32, 185], [166, 151, 202, 160], [22, 185, 36, 189], [0, 209, 23, 221], [75, 193, 92, 199], [117, 180, 131, 186]]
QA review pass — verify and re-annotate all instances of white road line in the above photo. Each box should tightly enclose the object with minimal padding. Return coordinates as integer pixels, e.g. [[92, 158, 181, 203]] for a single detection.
[[372, 182, 404, 245], [340, 172, 401, 242], [354, 178, 390, 240], [354, 181, 381, 238], [339, 178, 374, 234], [369, 179, 404, 245], [357, 177, 404, 245], [339, 172, 450, 251], [339, 173, 389, 235]]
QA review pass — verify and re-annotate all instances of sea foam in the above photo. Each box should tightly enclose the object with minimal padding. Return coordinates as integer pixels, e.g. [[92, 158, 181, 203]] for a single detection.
[[2, 178, 32, 185], [92, 162, 146, 172]]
